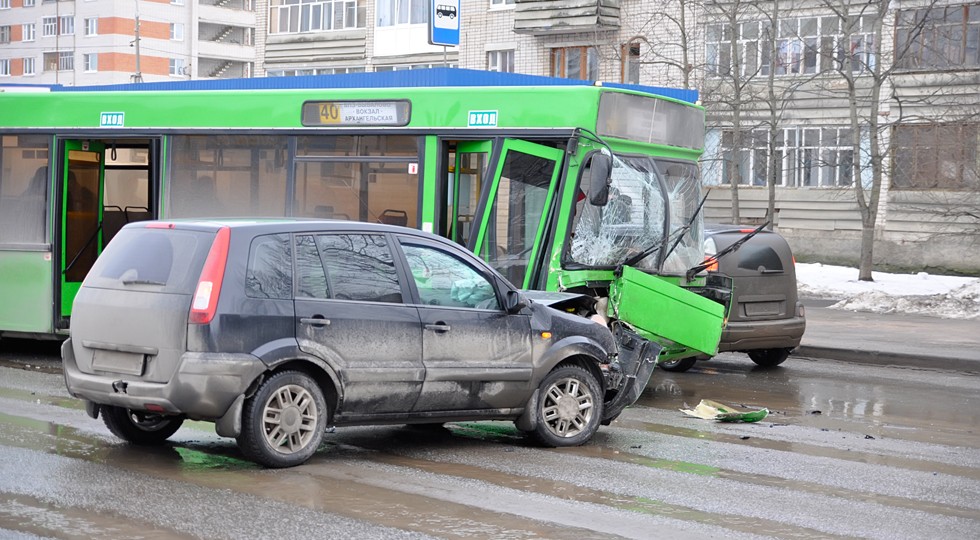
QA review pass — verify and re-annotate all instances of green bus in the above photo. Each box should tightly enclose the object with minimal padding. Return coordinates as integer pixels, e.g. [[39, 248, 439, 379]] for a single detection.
[[0, 71, 727, 363]]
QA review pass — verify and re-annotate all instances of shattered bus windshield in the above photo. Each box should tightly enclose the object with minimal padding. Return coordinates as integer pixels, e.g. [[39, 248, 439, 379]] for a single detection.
[[569, 155, 703, 275]]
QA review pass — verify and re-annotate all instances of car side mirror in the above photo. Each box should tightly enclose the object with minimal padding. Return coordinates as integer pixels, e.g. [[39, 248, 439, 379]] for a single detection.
[[587, 153, 612, 207], [504, 290, 527, 314]]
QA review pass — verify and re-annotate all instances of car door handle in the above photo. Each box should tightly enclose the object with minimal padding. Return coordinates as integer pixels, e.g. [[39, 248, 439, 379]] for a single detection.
[[300, 317, 331, 327], [425, 323, 451, 333]]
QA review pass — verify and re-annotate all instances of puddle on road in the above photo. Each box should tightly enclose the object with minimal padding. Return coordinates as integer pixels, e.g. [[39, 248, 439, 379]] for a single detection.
[[0, 493, 197, 540], [565, 442, 980, 521], [611, 416, 980, 482], [645, 367, 980, 449]]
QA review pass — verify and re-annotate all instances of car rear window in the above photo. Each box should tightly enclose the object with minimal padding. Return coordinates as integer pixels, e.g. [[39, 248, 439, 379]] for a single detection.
[[295, 233, 403, 303], [85, 227, 214, 294]]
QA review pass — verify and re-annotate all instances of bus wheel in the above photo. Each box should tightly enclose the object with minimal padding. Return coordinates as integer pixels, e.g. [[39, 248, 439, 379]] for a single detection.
[[238, 371, 327, 468], [658, 357, 698, 373], [529, 365, 602, 447], [102, 406, 184, 445]]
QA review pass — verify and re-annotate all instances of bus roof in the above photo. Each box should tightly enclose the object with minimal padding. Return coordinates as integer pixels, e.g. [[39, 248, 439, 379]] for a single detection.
[[48, 68, 699, 105]]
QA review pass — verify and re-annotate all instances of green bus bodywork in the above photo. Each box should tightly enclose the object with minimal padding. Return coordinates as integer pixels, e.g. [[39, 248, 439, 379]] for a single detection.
[[0, 83, 726, 359]]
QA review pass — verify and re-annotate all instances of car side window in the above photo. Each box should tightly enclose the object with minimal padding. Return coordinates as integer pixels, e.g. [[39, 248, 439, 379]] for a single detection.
[[317, 234, 403, 303], [245, 234, 292, 299], [295, 235, 329, 299], [402, 244, 501, 310]]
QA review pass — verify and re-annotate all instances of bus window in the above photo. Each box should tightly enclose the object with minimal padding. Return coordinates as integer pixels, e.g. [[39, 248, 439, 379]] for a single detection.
[[0, 135, 49, 245], [169, 135, 288, 218], [293, 161, 418, 226]]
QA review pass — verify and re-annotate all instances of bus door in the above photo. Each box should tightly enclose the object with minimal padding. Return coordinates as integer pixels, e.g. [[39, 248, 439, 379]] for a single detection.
[[451, 140, 493, 245], [60, 140, 106, 319], [469, 139, 563, 289]]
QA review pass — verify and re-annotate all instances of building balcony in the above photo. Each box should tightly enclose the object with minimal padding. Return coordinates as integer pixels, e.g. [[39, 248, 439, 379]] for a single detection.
[[198, 40, 256, 62], [513, 0, 620, 36], [199, 3, 257, 28]]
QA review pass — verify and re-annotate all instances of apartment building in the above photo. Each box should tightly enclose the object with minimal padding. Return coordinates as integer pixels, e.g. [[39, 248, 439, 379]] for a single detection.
[[0, 0, 255, 85], [2, 0, 976, 271]]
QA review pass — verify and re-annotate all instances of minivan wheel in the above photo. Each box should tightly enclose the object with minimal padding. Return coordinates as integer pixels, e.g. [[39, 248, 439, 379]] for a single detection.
[[529, 365, 602, 447], [101, 405, 184, 445], [658, 356, 698, 373], [748, 348, 793, 367], [238, 371, 327, 468]]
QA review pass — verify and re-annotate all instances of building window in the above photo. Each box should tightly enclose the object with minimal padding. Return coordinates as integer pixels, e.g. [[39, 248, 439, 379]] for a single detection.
[[171, 0, 184, 5], [170, 58, 187, 76], [706, 15, 876, 77], [44, 51, 74, 72], [42, 17, 57, 37], [23, 57, 35, 75], [892, 123, 979, 189], [0, 26, 9, 45], [490, 0, 514, 6], [23, 23, 35, 42], [716, 127, 856, 187], [897, 4, 980, 71], [60, 16, 75, 36], [0, 0, 9, 9], [551, 46, 599, 80], [84, 18, 98, 36], [24, 0, 35, 6], [270, 0, 365, 34], [377, 0, 427, 27], [622, 41, 641, 84], [0, 60, 9, 77], [84, 53, 98, 72], [487, 50, 514, 72], [170, 22, 183, 41]]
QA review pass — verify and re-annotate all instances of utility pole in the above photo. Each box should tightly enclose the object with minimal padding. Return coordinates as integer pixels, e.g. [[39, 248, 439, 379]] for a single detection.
[[132, 0, 143, 83]]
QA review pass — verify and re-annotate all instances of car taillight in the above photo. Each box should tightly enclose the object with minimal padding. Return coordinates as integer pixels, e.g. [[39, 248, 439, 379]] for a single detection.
[[189, 227, 230, 325]]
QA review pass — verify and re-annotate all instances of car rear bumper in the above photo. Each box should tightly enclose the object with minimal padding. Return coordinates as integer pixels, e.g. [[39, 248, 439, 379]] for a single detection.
[[718, 316, 806, 352], [62, 338, 266, 419]]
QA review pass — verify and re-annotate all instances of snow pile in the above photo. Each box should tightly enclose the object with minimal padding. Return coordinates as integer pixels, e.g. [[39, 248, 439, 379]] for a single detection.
[[796, 263, 980, 320]]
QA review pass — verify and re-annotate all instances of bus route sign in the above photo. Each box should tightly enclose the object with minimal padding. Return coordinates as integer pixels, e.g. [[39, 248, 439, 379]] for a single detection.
[[301, 100, 411, 127], [429, 0, 460, 47]]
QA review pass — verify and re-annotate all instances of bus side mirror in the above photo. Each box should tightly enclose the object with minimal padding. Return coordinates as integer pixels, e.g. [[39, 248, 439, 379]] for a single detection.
[[587, 154, 612, 206]]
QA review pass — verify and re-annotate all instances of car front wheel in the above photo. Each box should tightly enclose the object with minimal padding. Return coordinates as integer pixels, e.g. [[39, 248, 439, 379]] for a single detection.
[[748, 348, 793, 367], [238, 371, 327, 468], [529, 365, 602, 447], [658, 356, 698, 372], [101, 405, 184, 445]]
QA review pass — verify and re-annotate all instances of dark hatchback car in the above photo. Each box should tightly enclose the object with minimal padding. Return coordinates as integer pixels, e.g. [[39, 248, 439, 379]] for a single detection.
[[660, 224, 806, 372], [63, 220, 657, 467]]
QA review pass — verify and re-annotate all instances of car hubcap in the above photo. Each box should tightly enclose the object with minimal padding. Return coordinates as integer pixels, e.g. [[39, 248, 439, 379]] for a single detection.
[[542, 377, 594, 438], [262, 384, 317, 454]]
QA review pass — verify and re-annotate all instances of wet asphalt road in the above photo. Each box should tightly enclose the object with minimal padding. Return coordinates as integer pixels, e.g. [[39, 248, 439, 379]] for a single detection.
[[0, 339, 978, 539]]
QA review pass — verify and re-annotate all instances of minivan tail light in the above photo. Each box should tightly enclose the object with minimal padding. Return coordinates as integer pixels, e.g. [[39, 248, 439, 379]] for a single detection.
[[189, 227, 230, 325]]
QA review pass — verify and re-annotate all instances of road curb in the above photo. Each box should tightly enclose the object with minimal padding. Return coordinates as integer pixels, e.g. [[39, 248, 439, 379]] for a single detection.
[[797, 345, 980, 373]]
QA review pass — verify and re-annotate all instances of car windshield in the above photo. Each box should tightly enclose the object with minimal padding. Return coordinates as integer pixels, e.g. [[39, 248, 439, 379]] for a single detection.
[[569, 154, 704, 275]]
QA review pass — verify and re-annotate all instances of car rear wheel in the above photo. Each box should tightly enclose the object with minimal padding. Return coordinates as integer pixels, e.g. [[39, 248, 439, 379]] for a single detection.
[[658, 357, 698, 373], [748, 348, 793, 367], [238, 370, 327, 468], [529, 365, 602, 447], [101, 405, 184, 445]]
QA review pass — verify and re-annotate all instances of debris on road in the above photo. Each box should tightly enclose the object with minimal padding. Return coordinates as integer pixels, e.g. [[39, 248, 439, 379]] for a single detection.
[[680, 400, 769, 423]]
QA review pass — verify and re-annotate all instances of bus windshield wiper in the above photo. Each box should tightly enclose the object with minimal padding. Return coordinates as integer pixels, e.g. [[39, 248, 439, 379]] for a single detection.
[[685, 221, 770, 281], [618, 193, 709, 273]]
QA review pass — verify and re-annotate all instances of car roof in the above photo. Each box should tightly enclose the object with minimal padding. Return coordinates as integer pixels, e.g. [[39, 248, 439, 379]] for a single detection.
[[122, 218, 471, 255], [705, 223, 775, 235]]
